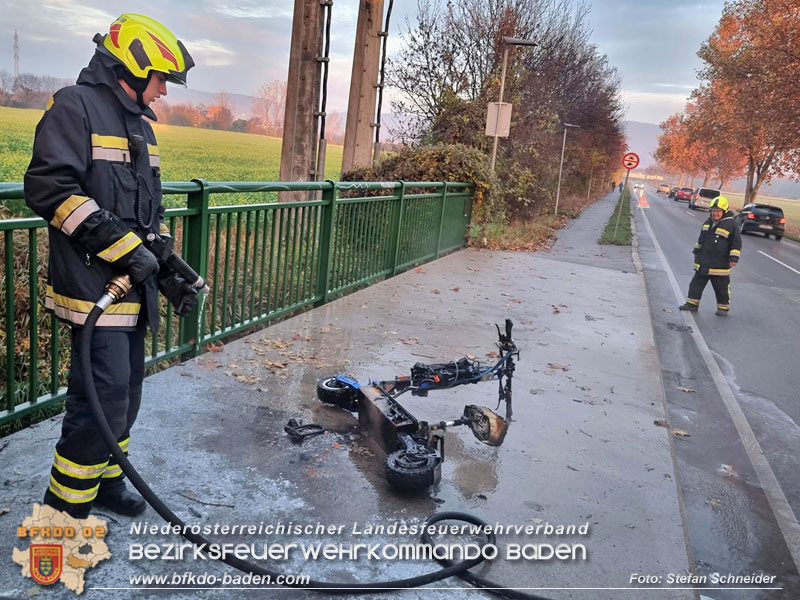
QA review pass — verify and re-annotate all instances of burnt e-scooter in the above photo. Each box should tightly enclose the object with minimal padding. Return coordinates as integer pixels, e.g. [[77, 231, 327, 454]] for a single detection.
[[316, 320, 519, 490]]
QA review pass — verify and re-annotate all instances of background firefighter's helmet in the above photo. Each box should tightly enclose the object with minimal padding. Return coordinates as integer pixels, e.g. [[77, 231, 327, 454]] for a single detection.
[[710, 196, 729, 212], [96, 14, 194, 87]]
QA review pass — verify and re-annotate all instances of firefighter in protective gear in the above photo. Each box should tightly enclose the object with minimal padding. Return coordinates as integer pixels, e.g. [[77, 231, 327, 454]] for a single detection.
[[24, 14, 196, 518], [679, 196, 742, 316]]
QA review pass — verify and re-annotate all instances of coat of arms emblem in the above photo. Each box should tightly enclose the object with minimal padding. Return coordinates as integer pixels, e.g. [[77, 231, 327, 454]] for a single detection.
[[30, 544, 63, 585]]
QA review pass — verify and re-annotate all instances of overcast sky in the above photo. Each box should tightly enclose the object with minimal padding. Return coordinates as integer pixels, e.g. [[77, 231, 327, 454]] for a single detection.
[[1, 0, 726, 125]]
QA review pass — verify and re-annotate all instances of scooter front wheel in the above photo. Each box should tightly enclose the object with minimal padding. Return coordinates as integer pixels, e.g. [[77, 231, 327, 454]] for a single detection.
[[316, 377, 360, 411]]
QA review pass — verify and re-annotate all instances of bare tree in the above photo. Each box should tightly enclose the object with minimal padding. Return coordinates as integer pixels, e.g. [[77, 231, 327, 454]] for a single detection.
[[252, 80, 287, 136], [0, 70, 14, 106]]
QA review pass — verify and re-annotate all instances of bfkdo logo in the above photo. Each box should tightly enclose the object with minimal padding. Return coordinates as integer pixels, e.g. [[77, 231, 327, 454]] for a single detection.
[[13, 504, 111, 595], [31, 544, 63, 585]]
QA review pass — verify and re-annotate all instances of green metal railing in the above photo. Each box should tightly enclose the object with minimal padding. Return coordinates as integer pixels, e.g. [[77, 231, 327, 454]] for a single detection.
[[0, 180, 473, 431]]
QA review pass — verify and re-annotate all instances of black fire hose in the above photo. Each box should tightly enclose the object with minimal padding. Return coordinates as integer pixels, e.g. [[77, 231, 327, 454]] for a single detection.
[[82, 276, 552, 597]]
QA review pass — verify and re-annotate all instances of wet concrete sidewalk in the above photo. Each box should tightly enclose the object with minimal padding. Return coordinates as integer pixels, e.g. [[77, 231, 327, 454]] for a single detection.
[[1, 191, 693, 599]]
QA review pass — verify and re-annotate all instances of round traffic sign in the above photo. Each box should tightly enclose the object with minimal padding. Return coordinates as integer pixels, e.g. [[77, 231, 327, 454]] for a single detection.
[[622, 152, 639, 170]]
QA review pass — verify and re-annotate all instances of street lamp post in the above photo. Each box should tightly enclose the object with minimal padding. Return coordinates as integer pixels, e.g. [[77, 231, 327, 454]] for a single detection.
[[489, 36, 536, 173], [554, 122, 580, 215]]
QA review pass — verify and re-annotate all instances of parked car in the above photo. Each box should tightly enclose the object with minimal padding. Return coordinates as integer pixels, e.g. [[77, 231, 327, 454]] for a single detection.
[[668, 186, 680, 198], [735, 203, 786, 240], [657, 184, 671, 194], [689, 187, 722, 210], [675, 188, 694, 201]]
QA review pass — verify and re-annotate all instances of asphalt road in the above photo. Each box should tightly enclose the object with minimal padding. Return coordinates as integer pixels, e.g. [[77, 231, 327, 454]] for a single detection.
[[634, 183, 800, 599]]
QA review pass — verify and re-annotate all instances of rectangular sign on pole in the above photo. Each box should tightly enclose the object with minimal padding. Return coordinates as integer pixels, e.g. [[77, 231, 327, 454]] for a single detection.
[[485, 102, 512, 137]]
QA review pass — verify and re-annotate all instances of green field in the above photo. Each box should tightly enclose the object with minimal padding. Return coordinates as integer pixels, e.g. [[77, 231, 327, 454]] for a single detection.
[[0, 106, 344, 211]]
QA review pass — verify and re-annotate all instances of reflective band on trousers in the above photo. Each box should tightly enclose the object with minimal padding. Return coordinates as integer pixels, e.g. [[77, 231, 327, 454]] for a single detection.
[[53, 450, 108, 479], [102, 465, 123, 478], [48, 475, 99, 503]]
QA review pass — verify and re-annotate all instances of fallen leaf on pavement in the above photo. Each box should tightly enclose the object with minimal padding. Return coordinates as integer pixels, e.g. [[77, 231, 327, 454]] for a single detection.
[[662, 308, 673, 313], [653, 419, 669, 428], [197, 358, 221, 371], [399, 337, 419, 345], [292, 334, 301, 340], [332, 442, 341, 449], [320, 327, 330, 333], [487, 351, 499, 358], [552, 305, 561, 314], [547, 362, 569, 371], [206, 341, 224, 353], [451, 287, 460, 292], [431, 289, 441, 294], [266, 361, 288, 369], [718, 464, 738, 477], [512, 298, 522, 303], [671, 429, 691, 437], [415, 267, 425, 273], [677, 386, 696, 393], [706, 498, 721, 508]]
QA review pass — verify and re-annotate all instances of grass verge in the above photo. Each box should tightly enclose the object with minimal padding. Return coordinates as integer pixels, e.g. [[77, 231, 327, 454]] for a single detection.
[[599, 188, 632, 245]]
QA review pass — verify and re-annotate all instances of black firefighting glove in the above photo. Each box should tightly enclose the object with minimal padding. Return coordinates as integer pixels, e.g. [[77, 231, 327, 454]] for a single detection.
[[157, 269, 199, 317], [116, 244, 160, 286]]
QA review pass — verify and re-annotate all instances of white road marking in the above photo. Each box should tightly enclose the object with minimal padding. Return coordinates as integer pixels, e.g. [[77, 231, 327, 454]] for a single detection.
[[758, 250, 800, 276], [686, 211, 698, 217], [640, 209, 800, 572]]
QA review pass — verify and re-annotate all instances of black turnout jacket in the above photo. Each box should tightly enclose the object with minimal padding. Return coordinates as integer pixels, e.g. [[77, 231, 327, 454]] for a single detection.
[[693, 210, 742, 276], [25, 51, 169, 331]]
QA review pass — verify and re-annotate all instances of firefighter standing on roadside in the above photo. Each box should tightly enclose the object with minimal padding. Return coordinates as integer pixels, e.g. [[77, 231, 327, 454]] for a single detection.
[[25, 14, 199, 518], [679, 196, 742, 316]]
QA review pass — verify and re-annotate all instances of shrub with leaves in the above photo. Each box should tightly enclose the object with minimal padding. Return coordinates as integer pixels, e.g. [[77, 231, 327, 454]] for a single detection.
[[342, 143, 496, 226]]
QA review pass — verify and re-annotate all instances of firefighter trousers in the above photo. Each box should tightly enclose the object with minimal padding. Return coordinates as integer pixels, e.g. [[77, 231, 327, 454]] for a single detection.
[[43, 325, 145, 518], [688, 271, 731, 310]]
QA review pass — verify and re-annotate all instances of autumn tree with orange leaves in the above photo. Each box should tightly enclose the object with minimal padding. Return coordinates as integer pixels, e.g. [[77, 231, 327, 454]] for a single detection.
[[697, 0, 800, 203], [655, 0, 800, 202]]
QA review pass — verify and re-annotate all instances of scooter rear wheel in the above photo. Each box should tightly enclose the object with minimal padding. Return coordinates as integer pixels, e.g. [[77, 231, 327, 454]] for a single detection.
[[385, 449, 439, 489], [316, 377, 359, 411]]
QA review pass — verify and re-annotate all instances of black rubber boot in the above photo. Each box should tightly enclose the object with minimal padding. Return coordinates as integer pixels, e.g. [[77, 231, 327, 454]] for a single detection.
[[94, 482, 146, 516], [679, 302, 698, 311], [715, 308, 729, 316]]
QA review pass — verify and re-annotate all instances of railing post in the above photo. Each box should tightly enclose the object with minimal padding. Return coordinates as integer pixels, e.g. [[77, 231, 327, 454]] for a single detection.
[[464, 184, 474, 238], [4, 231, 15, 414], [28, 229, 39, 404], [435, 182, 448, 258], [388, 181, 405, 276], [180, 178, 210, 359], [315, 181, 336, 306]]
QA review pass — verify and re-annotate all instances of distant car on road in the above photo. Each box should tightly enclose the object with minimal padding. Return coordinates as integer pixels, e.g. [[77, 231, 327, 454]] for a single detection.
[[689, 187, 722, 210], [657, 184, 671, 194], [735, 203, 786, 240], [675, 188, 694, 201], [668, 186, 680, 198], [634, 183, 643, 190]]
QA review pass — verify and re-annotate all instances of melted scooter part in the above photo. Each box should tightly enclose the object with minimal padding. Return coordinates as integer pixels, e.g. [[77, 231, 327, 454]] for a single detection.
[[316, 320, 519, 490]]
